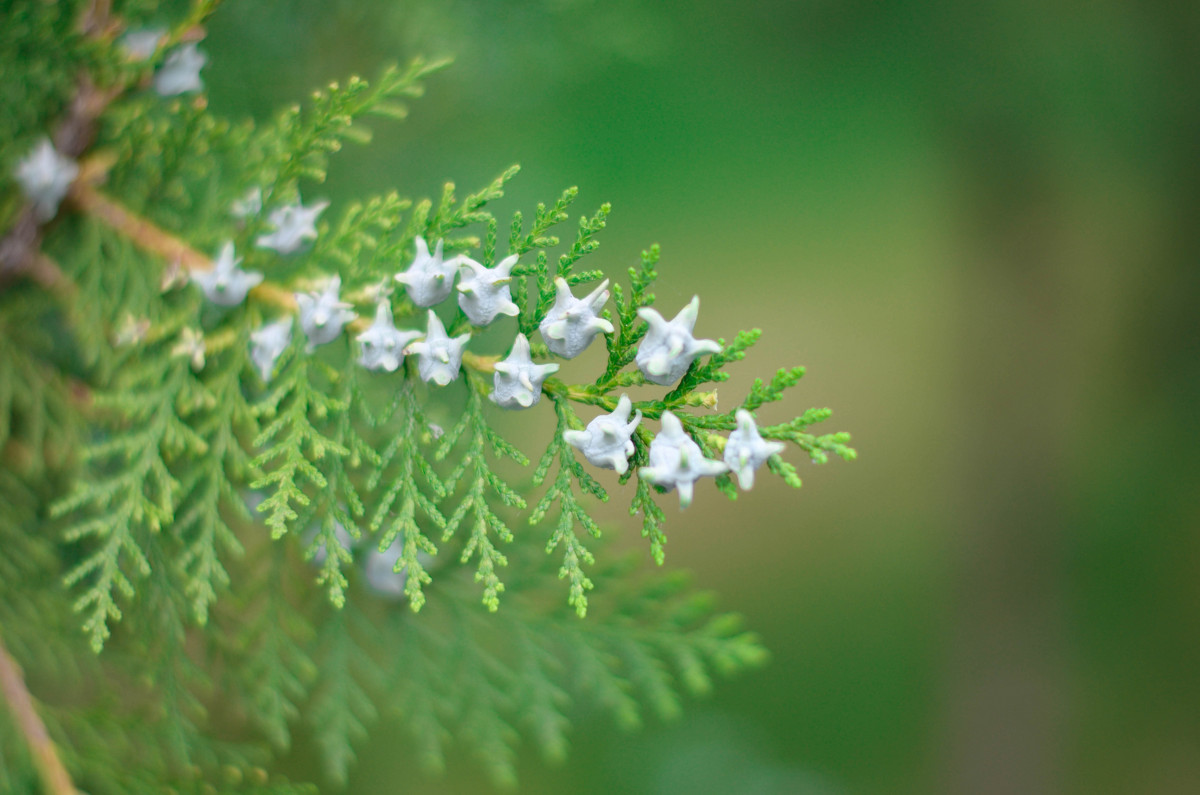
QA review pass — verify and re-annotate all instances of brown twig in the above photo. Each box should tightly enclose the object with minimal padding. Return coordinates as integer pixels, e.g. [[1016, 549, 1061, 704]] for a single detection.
[[463, 350, 498, 373], [0, 213, 75, 295], [69, 178, 299, 309], [0, 635, 77, 795], [70, 179, 216, 274], [0, 213, 47, 288], [79, 0, 115, 39]]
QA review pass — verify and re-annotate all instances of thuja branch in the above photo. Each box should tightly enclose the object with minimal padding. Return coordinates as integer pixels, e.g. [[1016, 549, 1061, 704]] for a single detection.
[[0, 633, 77, 795], [69, 177, 295, 309], [67, 173, 512, 378]]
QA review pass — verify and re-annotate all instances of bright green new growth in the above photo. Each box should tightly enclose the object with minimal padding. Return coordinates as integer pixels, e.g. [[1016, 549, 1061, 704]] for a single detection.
[[0, 0, 853, 791]]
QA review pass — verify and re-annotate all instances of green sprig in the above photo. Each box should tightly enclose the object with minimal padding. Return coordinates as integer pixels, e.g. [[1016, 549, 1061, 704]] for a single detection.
[[437, 379, 528, 611]]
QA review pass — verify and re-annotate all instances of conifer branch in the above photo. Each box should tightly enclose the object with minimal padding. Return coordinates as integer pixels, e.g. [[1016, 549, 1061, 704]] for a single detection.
[[365, 385, 445, 610], [437, 378, 528, 610], [0, 1, 854, 785], [0, 634, 77, 795]]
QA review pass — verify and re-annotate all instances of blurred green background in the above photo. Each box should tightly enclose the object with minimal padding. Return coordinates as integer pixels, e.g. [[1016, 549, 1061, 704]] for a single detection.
[[201, 0, 1199, 792]]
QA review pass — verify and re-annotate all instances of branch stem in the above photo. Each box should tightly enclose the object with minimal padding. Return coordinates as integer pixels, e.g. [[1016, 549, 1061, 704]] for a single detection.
[[0, 634, 77, 795], [70, 179, 304, 313]]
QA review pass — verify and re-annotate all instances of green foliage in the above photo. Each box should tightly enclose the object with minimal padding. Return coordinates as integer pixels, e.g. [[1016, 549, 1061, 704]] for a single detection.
[[307, 608, 378, 786], [54, 312, 207, 652], [173, 321, 259, 624], [0, 0, 87, 223], [0, 1, 852, 791], [272, 539, 769, 789], [365, 384, 445, 610], [531, 395, 608, 617], [251, 345, 360, 548], [0, 460, 316, 795], [233, 548, 317, 752], [253, 59, 448, 192], [599, 244, 659, 385], [0, 291, 80, 476], [436, 379, 528, 612]]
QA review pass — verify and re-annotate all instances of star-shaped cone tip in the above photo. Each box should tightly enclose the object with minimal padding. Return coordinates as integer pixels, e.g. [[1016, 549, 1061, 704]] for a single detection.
[[564, 394, 642, 475], [119, 27, 166, 61], [657, 409, 688, 441], [250, 317, 293, 383], [672, 295, 701, 332], [409, 311, 470, 385], [507, 331, 533, 362], [153, 43, 207, 96], [295, 275, 357, 350], [356, 301, 423, 372], [414, 236, 432, 261], [372, 301, 393, 327], [610, 395, 641, 431], [724, 409, 786, 490], [14, 138, 79, 221], [538, 277, 614, 359], [171, 327, 206, 371], [394, 237, 456, 307], [490, 333, 559, 409], [635, 296, 721, 386], [494, 253, 519, 277], [230, 186, 262, 219], [455, 254, 520, 326], [255, 197, 329, 254], [639, 410, 727, 508], [192, 241, 263, 306]]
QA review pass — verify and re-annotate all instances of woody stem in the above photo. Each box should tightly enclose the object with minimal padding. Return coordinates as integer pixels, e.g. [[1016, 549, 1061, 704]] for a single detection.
[[0, 633, 77, 795], [68, 178, 298, 309]]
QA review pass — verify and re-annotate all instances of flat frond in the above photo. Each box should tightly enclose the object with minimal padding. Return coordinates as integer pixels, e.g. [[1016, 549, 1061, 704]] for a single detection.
[[366, 386, 445, 611], [437, 379, 527, 611], [530, 396, 609, 616], [251, 350, 355, 548], [55, 352, 200, 651]]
